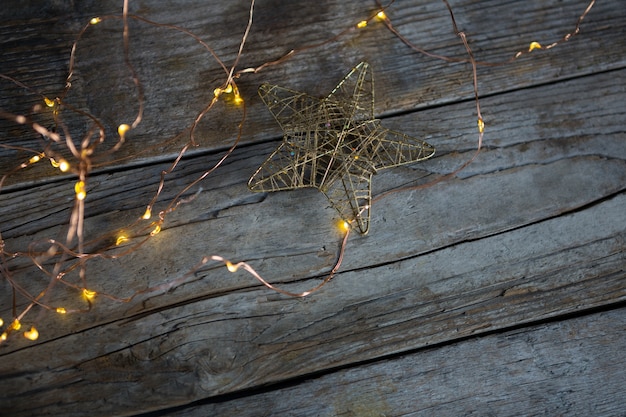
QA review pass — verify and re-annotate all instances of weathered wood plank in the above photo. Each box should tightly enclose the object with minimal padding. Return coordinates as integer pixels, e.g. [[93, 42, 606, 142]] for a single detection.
[[1, 0, 623, 186], [175, 307, 626, 417], [2, 192, 624, 416]]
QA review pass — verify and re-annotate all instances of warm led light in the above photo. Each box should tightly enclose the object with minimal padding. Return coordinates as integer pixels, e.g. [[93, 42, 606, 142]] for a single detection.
[[44, 97, 55, 107], [226, 261, 239, 273], [215, 83, 243, 105], [90, 17, 102, 25], [116, 234, 129, 245], [477, 118, 485, 133], [338, 220, 350, 233], [83, 289, 97, 299], [10, 319, 21, 331], [0, 318, 3, 327], [356, 20, 368, 29], [56, 307, 67, 314], [1, 333, 7, 341], [58, 160, 70, 172], [150, 224, 161, 236], [529, 41, 542, 51], [24, 327, 39, 341], [74, 180, 86, 200], [29, 154, 42, 164], [118, 123, 130, 140], [142, 208, 152, 220], [376, 11, 387, 20]]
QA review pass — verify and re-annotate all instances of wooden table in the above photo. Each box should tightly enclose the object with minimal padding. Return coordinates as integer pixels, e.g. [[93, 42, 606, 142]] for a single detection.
[[1, 1, 624, 415]]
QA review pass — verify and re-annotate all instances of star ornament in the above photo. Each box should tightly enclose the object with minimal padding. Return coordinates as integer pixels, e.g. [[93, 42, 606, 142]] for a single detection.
[[248, 62, 435, 235]]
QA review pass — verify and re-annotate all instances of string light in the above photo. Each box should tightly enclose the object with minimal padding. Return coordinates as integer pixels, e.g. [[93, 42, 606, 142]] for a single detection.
[[478, 118, 485, 133], [116, 234, 129, 245], [150, 224, 161, 236], [0, 0, 597, 343], [24, 327, 39, 341], [338, 220, 351, 233], [74, 180, 87, 200], [82, 289, 97, 300], [226, 261, 239, 273], [214, 83, 244, 105], [118, 123, 130, 142], [50, 158, 70, 172]]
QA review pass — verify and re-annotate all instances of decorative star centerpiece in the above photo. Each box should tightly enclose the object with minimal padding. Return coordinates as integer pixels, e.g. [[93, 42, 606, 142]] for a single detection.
[[248, 62, 435, 235]]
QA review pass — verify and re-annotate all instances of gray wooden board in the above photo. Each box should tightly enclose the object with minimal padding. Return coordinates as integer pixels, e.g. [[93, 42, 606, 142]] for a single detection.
[[2, 192, 625, 415], [1, 0, 624, 185], [170, 307, 626, 417], [1, 0, 625, 416]]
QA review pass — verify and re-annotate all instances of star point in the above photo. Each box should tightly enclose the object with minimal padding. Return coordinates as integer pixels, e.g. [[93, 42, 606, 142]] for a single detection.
[[248, 62, 435, 235]]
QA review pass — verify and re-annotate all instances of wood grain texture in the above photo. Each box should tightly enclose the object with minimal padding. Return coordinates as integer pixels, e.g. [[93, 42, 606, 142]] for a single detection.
[[1, 0, 625, 416], [171, 308, 626, 417]]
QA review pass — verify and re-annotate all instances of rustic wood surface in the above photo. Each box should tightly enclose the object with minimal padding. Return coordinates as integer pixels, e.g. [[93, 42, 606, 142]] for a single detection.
[[1, 0, 625, 416]]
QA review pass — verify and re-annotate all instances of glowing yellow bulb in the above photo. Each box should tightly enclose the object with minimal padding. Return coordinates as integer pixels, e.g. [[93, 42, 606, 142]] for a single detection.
[[215, 83, 243, 105], [0, 318, 3, 327], [142, 208, 152, 220], [529, 41, 542, 51], [116, 234, 129, 245], [75, 180, 86, 200], [44, 97, 55, 107], [51, 158, 70, 172], [150, 224, 161, 236], [56, 307, 67, 314], [376, 11, 387, 20], [1, 333, 7, 341], [83, 289, 97, 299], [226, 261, 239, 273], [10, 319, 21, 331], [214, 84, 233, 97], [90, 17, 102, 25], [24, 327, 39, 341], [477, 118, 485, 133], [357, 20, 368, 29], [118, 123, 130, 141], [29, 154, 42, 164], [338, 220, 350, 233]]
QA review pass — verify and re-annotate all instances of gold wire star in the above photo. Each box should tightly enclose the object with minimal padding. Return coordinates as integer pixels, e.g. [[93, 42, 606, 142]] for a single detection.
[[248, 62, 435, 235]]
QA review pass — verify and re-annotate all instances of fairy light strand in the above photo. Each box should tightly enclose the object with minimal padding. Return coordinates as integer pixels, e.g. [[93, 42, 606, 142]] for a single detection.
[[0, 0, 596, 343]]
